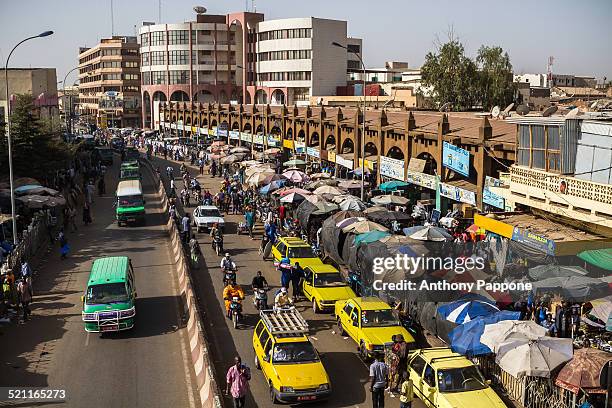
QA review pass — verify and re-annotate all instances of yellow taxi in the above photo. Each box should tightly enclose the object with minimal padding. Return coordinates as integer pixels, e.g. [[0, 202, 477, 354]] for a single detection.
[[253, 309, 331, 404], [408, 348, 506, 408], [302, 264, 356, 313], [334, 296, 415, 360], [271, 236, 324, 269]]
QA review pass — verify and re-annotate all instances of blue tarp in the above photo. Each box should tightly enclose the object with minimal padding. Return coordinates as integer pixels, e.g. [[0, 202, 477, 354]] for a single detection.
[[437, 297, 499, 324], [449, 311, 521, 356]]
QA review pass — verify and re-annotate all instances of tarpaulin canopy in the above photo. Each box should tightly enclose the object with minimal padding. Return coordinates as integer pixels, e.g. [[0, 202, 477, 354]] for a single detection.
[[528, 264, 588, 280], [578, 248, 612, 271], [296, 199, 338, 231], [449, 310, 521, 356], [437, 298, 500, 324], [353, 230, 390, 245], [531, 276, 609, 302], [319, 211, 364, 266], [379, 180, 409, 192]]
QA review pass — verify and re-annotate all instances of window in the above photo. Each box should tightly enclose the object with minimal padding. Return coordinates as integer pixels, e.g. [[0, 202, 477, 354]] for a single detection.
[[151, 31, 166, 46], [151, 51, 166, 65], [347, 44, 360, 54], [517, 124, 530, 166], [531, 125, 546, 169], [258, 28, 311, 41], [263, 339, 272, 357], [140, 33, 149, 47], [152, 71, 167, 85], [169, 50, 189, 65], [168, 30, 189, 45], [410, 356, 427, 376], [102, 61, 120, 68], [123, 73, 139, 81], [275, 242, 286, 256], [423, 365, 436, 387], [102, 73, 121, 81], [343, 302, 353, 316], [141, 52, 150, 66], [124, 61, 138, 68], [103, 48, 120, 56], [169, 70, 188, 84], [142, 71, 151, 85], [255, 321, 264, 338], [258, 327, 270, 347]]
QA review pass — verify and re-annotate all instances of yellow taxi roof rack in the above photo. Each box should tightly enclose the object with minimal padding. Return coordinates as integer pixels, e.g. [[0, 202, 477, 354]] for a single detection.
[[260, 308, 309, 337]]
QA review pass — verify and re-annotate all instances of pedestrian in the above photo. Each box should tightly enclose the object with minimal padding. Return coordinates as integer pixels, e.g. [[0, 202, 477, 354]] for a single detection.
[[291, 262, 304, 300], [369, 352, 388, 408], [244, 208, 255, 239], [391, 334, 409, 392], [198, 158, 204, 175], [17, 278, 32, 321], [83, 201, 92, 225], [57, 228, 70, 260], [86, 180, 95, 204], [225, 356, 250, 408], [181, 213, 191, 244], [398, 372, 414, 408], [98, 176, 106, 195], [68, 206, 78, 232], [278, 203, 286, 226]]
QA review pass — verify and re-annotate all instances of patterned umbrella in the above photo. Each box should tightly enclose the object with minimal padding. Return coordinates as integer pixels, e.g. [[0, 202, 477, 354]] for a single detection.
[[437, 299, 499, 324], [282, 170, 309, 183], [371, 195, 409, 205], [313, 185, 345, 196], [555, 348, 612, 393], [403, 225, 453, 242]]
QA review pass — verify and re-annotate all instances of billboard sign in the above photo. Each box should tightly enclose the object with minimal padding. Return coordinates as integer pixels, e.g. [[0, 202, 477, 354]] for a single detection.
[[379, 156, 405, 180], [442, 142, 470, 177], [483, 176, 505, 209]]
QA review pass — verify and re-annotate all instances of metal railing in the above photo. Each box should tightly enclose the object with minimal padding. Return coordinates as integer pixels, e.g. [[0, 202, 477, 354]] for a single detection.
[[6, 212, 50, 271]]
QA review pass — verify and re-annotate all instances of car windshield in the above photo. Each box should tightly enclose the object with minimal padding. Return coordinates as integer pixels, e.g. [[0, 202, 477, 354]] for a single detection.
[[437, 365, 488, 393], [272, 342, 319, 364], [314, 273, 346, 287], [86, 283, 129, 305], [288, 246, 315, 258], [121, 170, 139, 179], [197, 209, 221, 217], [118, 195, 143, 207], [361, 309, 400, 327]]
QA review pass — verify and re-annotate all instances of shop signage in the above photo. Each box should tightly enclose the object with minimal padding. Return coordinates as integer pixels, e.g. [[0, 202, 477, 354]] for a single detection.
[[483, 176, 505, 209], [328, 152, 336, 163], [379, 156, 405, 181], [253, 134, 264, 145], [217, 129, 228, 137], [442, 142, 470, 177], [407, 158, 426, 173], [438, 183, 477, 206], [307, 147, 320, 158], [241, 132, 252, 142], [294, 141, 306, 153], [229, 130, 240, 140], [267, 135, 279, 147], [209, 126, 217, 136], [511, 227, 556, 256], [283, 139, 294, 150], [406, 170, 437, 190], [191, 126, 197, 134], [358, 158, 375, 171], [336, 155, 353, 169], [201, 127, 208, 135]]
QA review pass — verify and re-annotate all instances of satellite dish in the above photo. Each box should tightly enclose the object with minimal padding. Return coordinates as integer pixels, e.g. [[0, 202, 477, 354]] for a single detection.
[[491, 106, 500, 118], [516, 104, 530, 115], [439, 102, 451, 112], [542, 106, 558, 117], [565, 107, 581, 118], [590, 101, 598, 109], [193, 6, 207, 14]]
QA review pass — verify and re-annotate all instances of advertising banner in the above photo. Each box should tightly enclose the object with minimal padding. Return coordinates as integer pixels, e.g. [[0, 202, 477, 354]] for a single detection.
[[252, 134, 264, 145], [439, 183, 477, 206], [512, 227, 556, 256], [406, 170, 437, 190], [483, 176, 505, 209], [241, 132, 252, 143], [201, 127, 208, 135], [358, 158, 375, 171], [229, 130, 240, 140], [209, 126, 217, 136], [307, 147, 320, 158], [328, 152, 336, 163], [442, 142, 470, 177], [267, 135, 278, 147], [379, 156, 405, 180], [294, 141, 306, 153], [336, 155, 353, 169], [283, 139, 294, 150]]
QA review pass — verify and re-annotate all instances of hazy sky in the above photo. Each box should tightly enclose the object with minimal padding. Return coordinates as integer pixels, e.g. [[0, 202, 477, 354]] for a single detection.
[[1, 0, 611, 84]]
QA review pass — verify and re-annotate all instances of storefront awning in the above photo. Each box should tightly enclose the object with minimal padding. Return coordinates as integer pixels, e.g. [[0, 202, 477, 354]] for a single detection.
[[578, 248, 612, 271]]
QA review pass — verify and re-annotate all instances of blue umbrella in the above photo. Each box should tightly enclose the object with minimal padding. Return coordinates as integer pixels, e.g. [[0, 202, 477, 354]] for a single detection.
[[449, 310, 521, 356], [259, 179, 286, 194], [14, 184, 42, 193], [379, 180, 409, 192], [437, 298, 500, 324], [353, 230, 391, 245]]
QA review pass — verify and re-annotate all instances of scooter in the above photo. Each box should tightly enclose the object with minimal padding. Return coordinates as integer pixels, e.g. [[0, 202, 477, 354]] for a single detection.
[[229, 296, 243, 328], [253, 288, 269, 310], [212, 234, 224, 256], [222, 266, 237, 287]]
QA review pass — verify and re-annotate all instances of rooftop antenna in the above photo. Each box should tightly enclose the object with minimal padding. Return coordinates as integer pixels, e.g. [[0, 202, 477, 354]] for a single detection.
[[158, 0, 161, 23], [547, 56, 554, 88], [110, 0, 115, 36], [491, 105, 500, 119], [193, 5, 207, 14]]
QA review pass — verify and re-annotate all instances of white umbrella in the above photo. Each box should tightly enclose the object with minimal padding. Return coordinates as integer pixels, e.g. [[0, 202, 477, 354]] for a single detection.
[[496, 336, 574, 378], [230, 146, 250, 154], [403, 225, 453, 242], [310, 172, 332, 179], [480, 320, 548, 353], [339, 197, 367, 211], [245, 165, 274, 177], [280, 192, 308, 203], [336, 217, 367, 229], [338, 180, 362, 189], [371, 195, 409, 206], [282, 170, 309, 183], [342, 220, 389, 234], [313, 185, 345, 196], [246, 170, 275, 186]]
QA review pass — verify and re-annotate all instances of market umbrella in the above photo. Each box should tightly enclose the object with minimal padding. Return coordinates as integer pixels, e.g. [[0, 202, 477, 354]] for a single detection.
[[379, 180, 409, 192], [264, 148, 281, 155], [230, 146, 250, 154], [338, 180, 362, 189], [262, 173, 286, 185], [495, 336, 573, 378], [16, 195, 66, 209], [480, 320, 548, 352], [246, 171, 274, 186], [304, 179, 338, 190], [531, 276, 609, 302], [211, 140, 226, 147], [220, 154, 243, 165], [437, 299, 500, 324], [313, 185, 345, 196], [589, 296, 612, 331], [209, 153, 226, 160], [448, 310, 522, 356], [350, 167, 370, 176], [14, 178, 41, 188], [279, 192, 308, 204], [403, 225, 453, 242], [363, 206, 386, 214], [528, 264, 588, 280], [336, 216, 367, 229], [339, 198, 367, 211], [367, 210, 412, 224], [282, 170, 309, 183], [555, 348, 612, 393], [311, 201, 339, 215], [283, 159, 306, 167], [15, 186, 59, 196], [14, 184, 43, 194], [279, 187, 311, 197], [245, 165, 274, 177], [342, 220, 389, 234], [259, 179, 286, 194], [353, 230, 391, 245], [578, 248, 612, 271], [310, 172, 332, 180], [303, 195, 326, 204], [371, 195, 409, 206], [240, 160, 260, 167]]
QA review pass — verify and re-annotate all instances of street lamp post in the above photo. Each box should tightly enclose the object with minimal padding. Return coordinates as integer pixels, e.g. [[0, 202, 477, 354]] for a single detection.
[[332, 41, 367, 201], [4, 30, 54, 245], [61, 66, 79, 135]]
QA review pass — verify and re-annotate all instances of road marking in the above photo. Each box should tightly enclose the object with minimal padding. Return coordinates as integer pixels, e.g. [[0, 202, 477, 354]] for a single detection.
[[85, 332, 90, 347]]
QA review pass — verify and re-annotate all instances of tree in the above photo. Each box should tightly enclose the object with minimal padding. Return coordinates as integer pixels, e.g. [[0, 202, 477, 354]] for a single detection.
[[476, 45, 515, 110], [0, 94, 73, 180], [420, 39, 479, 111]]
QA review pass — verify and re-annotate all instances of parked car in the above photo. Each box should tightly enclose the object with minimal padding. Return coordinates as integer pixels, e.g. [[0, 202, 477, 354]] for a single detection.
[[192, 205, 224, 232]]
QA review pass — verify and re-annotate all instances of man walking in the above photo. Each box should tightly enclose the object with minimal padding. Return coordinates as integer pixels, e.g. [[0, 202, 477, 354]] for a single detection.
[[181, 213, 191, 244], [369, 352, 388, 408], [17, 278, 32, 321], [226, 356, 250, 408]]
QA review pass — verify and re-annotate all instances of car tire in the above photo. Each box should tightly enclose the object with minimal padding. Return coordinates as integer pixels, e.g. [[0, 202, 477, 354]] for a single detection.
[[254, 354, 261, 370], [269, 384, 278, 404], [312, 299, 320, 314], [337, 319, 345, 336]]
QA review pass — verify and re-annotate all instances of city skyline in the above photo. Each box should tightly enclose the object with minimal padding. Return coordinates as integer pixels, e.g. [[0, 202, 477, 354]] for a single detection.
[[1, 0, 611, 84]]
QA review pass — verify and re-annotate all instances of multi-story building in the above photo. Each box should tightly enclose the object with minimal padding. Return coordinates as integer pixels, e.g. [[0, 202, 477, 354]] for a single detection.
[[0, 68, 59, 125], [139, 11, 362, 128], [78, 36, 141, 129]]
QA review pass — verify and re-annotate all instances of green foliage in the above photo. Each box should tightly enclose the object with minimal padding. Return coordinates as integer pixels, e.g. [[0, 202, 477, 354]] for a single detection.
[[420, 38, 515, 111], [0, 94, 74, 180]]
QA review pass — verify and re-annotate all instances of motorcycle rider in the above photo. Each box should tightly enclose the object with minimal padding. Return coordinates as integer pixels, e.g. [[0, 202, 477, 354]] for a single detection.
[[220, 253, 235, 271], [210, 223, 223, 252], [251, 271, 268, 308], [223, 280, 244, 319], [274, 287, 293, 312]]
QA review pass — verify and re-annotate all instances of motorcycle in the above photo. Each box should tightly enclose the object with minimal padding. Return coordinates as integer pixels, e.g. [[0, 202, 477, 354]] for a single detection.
[[222, 266, 237, 287], [253, 288, 269, 311], [212, 234, 224, 256], [229, 296, 243, 328]]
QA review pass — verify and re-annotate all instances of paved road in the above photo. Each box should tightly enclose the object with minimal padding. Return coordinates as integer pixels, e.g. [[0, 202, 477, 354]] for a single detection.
[[0, 155, 199, 408], [155, 155, 426, 408]]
